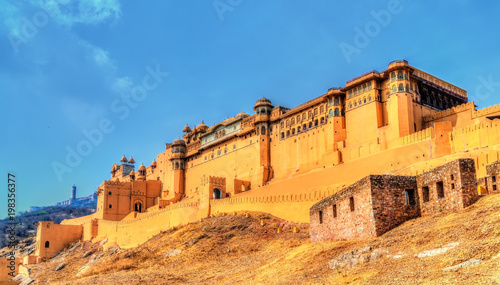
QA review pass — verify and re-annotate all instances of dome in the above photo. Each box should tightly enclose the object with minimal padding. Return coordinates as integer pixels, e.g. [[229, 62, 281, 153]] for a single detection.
[[120, 155, 128, 163], [129, 170, 135, 176], [196, 121, 208, 133], [256, 96, 272, 105], [235, 110, 249, 119], [138, 164, 146, 172], [151, 160, 157, 167], [182, 124, 192, 133], [128, 157, 135, 164], [253, 96, 274, 111], [172, 138, 186, 146]]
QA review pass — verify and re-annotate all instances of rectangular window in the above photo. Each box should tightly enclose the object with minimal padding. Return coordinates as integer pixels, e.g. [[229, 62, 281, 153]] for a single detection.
[[422, 186, 430, 202], [404, 189, 416, 206], [318, 211, 323, 224], [493, 176, 497, 183], [451, 183, 455, 189], [436, 181, 444, 199], [451, 174, 454, 181], [494, 185, 497, 191], [349, 197, 355, 212], [332, 204, 337, 218]]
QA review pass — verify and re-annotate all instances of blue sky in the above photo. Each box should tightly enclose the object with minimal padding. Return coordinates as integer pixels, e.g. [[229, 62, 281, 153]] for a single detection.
[[1, 0, 500, 216]]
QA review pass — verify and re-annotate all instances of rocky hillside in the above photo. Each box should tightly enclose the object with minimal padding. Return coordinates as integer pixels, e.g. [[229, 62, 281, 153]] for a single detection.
[[0, 206, 96, 250], [14, 194, 500, 284]]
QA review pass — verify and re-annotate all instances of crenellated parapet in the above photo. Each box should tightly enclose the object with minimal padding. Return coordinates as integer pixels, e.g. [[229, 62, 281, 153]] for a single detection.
[[422, 102, 475, 123], [473, 102, 500, 118]]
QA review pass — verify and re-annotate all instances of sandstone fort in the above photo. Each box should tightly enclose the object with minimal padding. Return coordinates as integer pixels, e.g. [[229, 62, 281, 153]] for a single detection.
[[5, 60, 500, 275]]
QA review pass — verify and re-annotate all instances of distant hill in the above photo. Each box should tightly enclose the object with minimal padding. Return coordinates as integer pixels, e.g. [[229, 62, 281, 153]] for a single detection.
[[0, 206, 96, 249]]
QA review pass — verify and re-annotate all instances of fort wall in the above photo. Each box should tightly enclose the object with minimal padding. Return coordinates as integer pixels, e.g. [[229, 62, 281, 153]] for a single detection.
[[35, 222, 83, 259]]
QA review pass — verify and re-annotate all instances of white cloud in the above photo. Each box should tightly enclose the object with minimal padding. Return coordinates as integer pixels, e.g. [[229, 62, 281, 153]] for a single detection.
[[112, 77, 133, 93], [33, 0, 121, 27]]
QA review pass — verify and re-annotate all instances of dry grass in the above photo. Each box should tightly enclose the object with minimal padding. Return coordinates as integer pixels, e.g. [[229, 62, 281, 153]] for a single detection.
[[23, 195, 500, 284]]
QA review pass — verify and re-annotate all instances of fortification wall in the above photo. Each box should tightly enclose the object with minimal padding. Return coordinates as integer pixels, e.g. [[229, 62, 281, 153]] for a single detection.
[[422, 102, 475, 129], [95, 201, 199, 249], [473, 103, 500, 119], [61, 213, 95, 226], [35, 222, 83, 259], [449, 119, 500, 155], [210, 190, 336, 223], [0, 257, 22, 282]]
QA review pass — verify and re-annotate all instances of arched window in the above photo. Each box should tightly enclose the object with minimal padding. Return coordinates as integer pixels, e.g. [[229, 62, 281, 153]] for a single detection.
[[334, 97, 340, 105], [363, 98, 366, 103], [314, 120, 318, 127], [392, 85, 396, 92], [314, 108, 318, 116], [348, 90, 352, 98], [309, 122, 313, 129], [397, 71, 403, 79], [391, 72, 396, 81], [292, 128, 295, 135], [281, 132, 284, 139], [398, 83, 404, 91], [286, 120, 290, 127], [359, 100, 362, 105], [405, 84, 409, 92], [363, 83, 367, 92], [217, 150, 221, 156], [320, 106, 324, 113], [291, 118, 295, 125], [329, 109, 334, 118], [404, 72, 409, 80], [369, 96, 372, 101], [45, 241, 50, 248], [175, 162, 179, 169], [349, 103, 352, 108], [354, 102, 357, 106], [308, 111, 312, 118], [280, 122, 284, 129], [297, 126, 301, 133], [320, 117, 325, 124], [302, 113, 306, 120], [224, 148, 227, 154], [109, 204, 112, 209], [296, 115, 300, 122], [367, 82, 372, 89], [334, 108, 340, 116], [233, 144, 236, 150], [286, 130, 290, 137], [261, 126, 266, 135]]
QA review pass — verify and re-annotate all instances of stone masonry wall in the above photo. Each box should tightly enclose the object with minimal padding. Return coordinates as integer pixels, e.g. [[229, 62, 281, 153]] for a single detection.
[[459, 159, 479, 207], [370, 175, 420, 236], [310, 176, 376, 242], [486, 161, 500, 194], [416, 158, 477, 216]]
